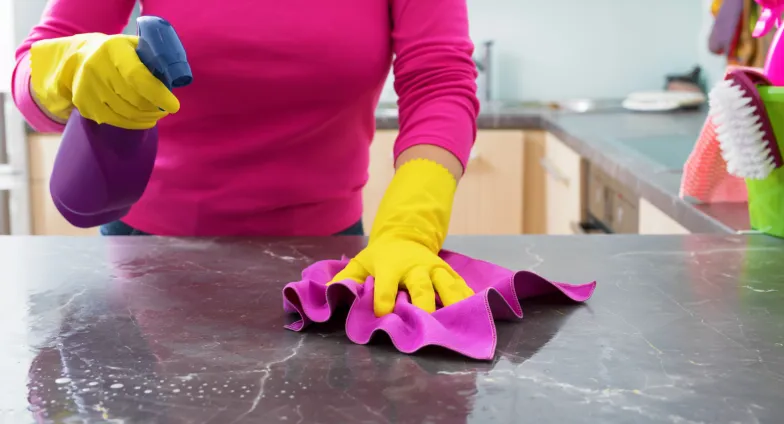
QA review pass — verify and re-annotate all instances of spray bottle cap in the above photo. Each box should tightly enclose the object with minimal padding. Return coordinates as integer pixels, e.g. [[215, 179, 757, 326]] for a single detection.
[[135, 16, 193, 90]]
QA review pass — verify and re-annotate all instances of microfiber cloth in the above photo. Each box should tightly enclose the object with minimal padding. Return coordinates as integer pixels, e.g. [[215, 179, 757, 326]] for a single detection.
[[282, 250, 596, 360]]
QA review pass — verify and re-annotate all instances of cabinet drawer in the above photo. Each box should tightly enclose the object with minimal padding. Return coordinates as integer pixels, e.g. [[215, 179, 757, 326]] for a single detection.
[[543, 133, 585, 234], [587, 167, 608, 223], [609, 194, 638, 233]]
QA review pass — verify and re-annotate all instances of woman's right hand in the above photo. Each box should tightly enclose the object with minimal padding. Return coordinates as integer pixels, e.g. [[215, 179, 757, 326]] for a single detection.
[[30, 33, 180, 130]]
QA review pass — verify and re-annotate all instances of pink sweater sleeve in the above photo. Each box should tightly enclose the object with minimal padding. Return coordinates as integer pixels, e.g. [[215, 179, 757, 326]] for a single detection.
[[11, 0, 137, 133], [389, 0, 480, 170]]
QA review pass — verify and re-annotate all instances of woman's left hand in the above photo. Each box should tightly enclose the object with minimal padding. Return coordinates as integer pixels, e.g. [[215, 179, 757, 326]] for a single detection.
[[327, 158, 474, 317], [329, 234, 473, 317]]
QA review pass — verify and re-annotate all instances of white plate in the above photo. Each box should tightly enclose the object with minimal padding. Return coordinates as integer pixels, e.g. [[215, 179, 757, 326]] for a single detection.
[[622, 98, 681, 112], [626, 90, 706, 107]]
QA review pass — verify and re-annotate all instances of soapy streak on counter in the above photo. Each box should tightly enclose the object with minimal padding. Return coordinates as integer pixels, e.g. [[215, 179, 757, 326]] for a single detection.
[[377, 105, 749, 235]]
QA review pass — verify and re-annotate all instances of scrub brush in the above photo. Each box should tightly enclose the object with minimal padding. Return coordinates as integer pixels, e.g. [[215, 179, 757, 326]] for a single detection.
[[708, 0, 784, 180], [709, 69, 783, 179]]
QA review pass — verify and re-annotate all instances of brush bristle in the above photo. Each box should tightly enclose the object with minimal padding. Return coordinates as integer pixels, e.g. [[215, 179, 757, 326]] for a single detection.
[[709, 79, 777, 180]]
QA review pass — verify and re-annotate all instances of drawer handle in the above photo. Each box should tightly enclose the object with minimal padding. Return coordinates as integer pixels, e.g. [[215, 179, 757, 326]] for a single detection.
[[570, 221, 585, 234], [540, 157, 570, 186], [571, 221, 606, 234], [468, 148, 479, 163]]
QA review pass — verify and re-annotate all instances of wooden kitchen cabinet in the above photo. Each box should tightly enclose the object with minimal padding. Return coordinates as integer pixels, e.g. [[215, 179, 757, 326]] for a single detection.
[[542, 133, 586, 234], [363, 130, 527, 234], [31, 129, 530, 236], [28, 133, 97, 236], [522, 131, 547, 234], [638, 198, 690, 234]]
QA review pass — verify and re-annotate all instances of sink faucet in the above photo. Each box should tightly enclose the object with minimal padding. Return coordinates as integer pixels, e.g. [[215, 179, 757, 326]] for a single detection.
[[473, 41, 494, 103]]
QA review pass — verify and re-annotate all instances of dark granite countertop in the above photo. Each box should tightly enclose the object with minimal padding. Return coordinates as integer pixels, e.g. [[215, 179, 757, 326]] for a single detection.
[[2, 235, 783, 423], [377, 105, 749, 234]]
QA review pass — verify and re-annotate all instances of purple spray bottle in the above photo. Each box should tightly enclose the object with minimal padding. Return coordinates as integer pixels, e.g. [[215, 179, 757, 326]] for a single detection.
[[50, 16, 193, 228]]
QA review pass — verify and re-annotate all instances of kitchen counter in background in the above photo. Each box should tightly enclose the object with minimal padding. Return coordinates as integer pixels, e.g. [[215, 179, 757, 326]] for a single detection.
[[376, 104, 747, 234], [23, 103, 745, 236], [2, 234, 783, 423]]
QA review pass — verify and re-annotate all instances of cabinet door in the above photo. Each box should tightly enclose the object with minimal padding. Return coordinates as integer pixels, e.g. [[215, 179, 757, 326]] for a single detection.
[[543, 133, 585, 235], [28, 134, 97, 236], [362, 130, 398, 229], [450, 130, 525, 234], [523, 131, 547, 234], [363, 130, 526, 235], [638, 198, 690, 234]]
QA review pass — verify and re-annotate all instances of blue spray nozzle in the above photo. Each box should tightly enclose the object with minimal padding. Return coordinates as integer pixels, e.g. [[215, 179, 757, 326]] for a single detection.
[[135, 16, 193, 90]]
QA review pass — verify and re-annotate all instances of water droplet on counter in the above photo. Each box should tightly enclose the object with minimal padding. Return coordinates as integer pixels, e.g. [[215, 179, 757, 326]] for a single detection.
[[110, 383, 124, 389], [134, 387, 141, 390], [87, 382, 98, 386], [172, 389, 180, 393], [55, 378, 72, 385], [144, 389, 152, 394]]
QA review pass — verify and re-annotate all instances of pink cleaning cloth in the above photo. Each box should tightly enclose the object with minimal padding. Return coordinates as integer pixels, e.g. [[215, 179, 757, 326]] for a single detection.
[[282, 250, 596, 360], [680, 115, 748, 203]]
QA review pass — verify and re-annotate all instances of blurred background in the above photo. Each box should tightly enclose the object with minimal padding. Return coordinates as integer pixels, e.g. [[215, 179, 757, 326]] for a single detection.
[[0, 1, 754, 237]]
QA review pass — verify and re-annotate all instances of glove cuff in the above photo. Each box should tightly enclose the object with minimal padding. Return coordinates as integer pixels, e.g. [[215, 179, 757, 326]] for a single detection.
[[368, 158, 457, 252]]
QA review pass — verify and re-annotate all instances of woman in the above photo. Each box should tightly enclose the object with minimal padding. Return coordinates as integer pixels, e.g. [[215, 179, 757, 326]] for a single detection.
[[12, 0, 479, 316]]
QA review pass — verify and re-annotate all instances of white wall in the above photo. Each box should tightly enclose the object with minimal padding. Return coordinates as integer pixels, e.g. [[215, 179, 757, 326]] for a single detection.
[[7, 0, 718, 101], [0, 0, 23, 92], [383, 0, 709, 102]]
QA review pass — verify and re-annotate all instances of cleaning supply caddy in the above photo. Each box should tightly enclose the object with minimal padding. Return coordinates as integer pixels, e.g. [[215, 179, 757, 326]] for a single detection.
[[704, 0, 784, 238]]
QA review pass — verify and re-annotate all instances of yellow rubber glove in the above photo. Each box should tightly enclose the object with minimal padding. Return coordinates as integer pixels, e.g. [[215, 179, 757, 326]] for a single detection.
[[329, 159, 474, 316], [30, 33, 180, 130]]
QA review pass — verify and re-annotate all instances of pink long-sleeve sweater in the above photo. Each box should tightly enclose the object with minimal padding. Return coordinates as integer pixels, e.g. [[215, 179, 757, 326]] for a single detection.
[[13, 0, 478, 236]]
